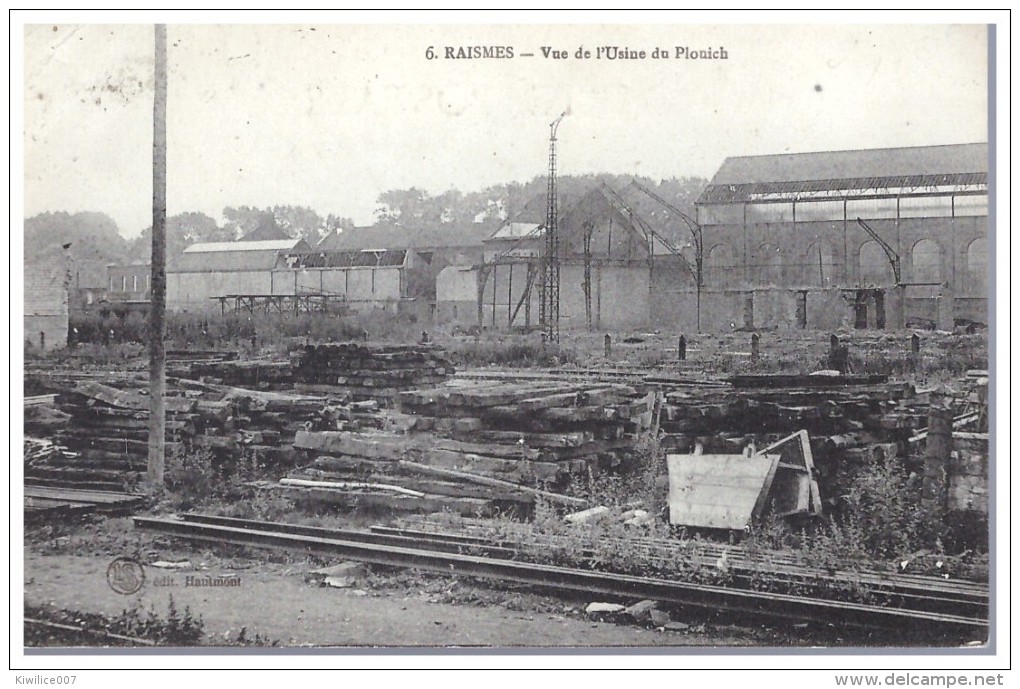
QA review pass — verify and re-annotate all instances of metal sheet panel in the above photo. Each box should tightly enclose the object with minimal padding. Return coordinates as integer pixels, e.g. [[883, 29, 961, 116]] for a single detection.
[[666, 453, 779, 530]]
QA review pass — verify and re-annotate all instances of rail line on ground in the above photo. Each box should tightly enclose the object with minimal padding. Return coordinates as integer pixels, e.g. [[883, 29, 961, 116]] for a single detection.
[[133, 513, 987, 636]]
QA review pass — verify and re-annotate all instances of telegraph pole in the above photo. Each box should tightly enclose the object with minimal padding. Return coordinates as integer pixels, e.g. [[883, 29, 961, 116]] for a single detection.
[[541, 111, 568, 343], [148, 24, 168, 488]]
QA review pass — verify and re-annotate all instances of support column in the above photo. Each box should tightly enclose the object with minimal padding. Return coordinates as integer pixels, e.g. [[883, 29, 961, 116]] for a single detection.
[[886, 285, 906, 330], [936, 287, 955, 331], [922, 393, 953, 508]]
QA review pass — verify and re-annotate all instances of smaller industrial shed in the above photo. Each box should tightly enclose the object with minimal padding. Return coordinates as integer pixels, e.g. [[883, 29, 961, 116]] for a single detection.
[[277, 247, 410, 307], [107, 263, 151, 303], [438, 187, 682, 331], [166, 238, 310, 311], [24, 259, 69, 350], [314, 222, 494, 318]]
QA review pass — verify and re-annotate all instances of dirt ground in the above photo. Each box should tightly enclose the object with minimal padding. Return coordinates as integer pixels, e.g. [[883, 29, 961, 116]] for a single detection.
[[23, 548, 780, 648]]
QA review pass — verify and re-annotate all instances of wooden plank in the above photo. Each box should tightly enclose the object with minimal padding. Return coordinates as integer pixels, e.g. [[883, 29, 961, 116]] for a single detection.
[[669, 483, 768, 507], [431, 438, 542, 461], [276, 485, 493, 516], [365, 475, 532, 502], [538, 406, 616, 423], [447, 384, 575, 408], [24, 486, 144, 504], [279, 477, 425, 497], [397, 460, 586, 507], [420, 449, 565, 480], [73, 381, 196, 413], [293, 431, 413, 460], [519, 391, 581, 412], [455, 430, 592, 448]]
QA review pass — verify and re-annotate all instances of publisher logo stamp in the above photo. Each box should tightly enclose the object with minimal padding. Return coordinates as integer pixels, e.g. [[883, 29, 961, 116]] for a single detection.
[[107, 557, 145, 595]]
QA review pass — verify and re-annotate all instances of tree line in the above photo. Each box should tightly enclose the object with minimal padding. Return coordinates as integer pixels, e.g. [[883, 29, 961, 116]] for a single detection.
[[23, 174, 707, 288]]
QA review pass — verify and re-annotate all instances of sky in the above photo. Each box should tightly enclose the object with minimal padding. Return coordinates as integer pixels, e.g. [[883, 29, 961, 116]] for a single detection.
[[20, 18, 991, 239]]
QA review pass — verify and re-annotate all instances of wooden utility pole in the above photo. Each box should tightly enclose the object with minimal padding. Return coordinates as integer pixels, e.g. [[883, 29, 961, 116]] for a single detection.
[[147, 24, 168, 488]]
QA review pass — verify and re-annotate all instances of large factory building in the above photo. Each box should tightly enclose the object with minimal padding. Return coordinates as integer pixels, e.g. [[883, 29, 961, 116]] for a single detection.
[[683, 142, 989, 332]]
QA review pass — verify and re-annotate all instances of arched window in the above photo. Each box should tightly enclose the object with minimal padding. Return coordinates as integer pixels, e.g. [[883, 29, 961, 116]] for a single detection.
[[859, 241, 894, 285], [803, 242, 838, 287], [706, 243, 734, 288], [754, 243, 782, 286], [966, 238, 988, 294], [911, 239, 942, 284]]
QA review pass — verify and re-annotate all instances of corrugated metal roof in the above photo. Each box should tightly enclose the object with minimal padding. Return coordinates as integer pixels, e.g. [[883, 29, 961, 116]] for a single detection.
[[169, 239, 311, 273], [490, 222, 543, 240], [281, 249, 407, 268], [184, 239, 306, 253], [699, 143, 988, 204], [318, 223, 494, 251]]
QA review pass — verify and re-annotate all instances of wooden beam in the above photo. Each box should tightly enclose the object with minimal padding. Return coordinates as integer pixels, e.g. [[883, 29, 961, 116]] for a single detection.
[[397, 460, 586, 507], [147, 23, 168, 489]]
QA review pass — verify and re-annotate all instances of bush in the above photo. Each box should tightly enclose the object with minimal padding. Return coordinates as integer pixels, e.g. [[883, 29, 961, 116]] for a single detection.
[[215, 488, 296, 522], [70, 311, 147, 345], [830, 451, 947, 559], [164, 309, 424, 349], [446, 336, 580, 368], [747, 449, 969, 569], [25, 596, 204, 647]]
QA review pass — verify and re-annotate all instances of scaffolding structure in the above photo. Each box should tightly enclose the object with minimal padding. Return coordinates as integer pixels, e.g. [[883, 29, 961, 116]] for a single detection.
[[540, 112, 568, 343]]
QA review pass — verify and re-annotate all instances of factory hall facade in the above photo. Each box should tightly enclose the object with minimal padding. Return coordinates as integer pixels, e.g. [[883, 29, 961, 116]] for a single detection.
[[687, 142, 989, 332], [157, 142, 987, 333], [441, 142, 988, 333]]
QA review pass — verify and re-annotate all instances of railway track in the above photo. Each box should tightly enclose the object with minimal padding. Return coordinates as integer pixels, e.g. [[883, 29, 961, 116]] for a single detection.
[[369, 524, 989, 620], [133, 513, 988, 635]]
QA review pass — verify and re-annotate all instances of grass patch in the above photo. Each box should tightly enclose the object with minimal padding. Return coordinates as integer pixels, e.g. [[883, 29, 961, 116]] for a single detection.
[[445, 336, 581, 368], [25, 595, 204, 647]]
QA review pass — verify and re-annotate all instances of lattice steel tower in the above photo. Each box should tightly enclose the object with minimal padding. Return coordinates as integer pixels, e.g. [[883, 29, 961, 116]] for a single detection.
[[541, 111, 568, 343]]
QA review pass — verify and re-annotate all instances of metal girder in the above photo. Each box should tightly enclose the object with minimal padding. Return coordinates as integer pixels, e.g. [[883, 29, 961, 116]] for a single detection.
[[855, 217, 902, 285]]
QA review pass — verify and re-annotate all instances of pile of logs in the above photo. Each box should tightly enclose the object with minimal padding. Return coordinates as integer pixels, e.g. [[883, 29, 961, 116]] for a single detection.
[[28, 379, 390, 493], [280, 380, 656, 515], [656, 375, 943, 506], [184, 359, 294, 390], [24, 394, 71, 438], [40, 382, 195, 490], [289, 343, 456, 400], [171, 343, 457, 400], [24, 437, 68, 467]]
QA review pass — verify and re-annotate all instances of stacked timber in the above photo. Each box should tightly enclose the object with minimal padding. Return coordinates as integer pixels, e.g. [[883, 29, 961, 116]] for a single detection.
[[656, 375, 956, 510], [182, 383, 334, 467], [45, 381, 196, 488], [420, 380, 655, 481], [31, 380, 389, 492], [24, 437, 68, 467], [24, 395, 71, 437], [25, 485, 145, 524], [281, 380, 653, 514], [185, 358, 294, 390], [289, 343, 456, 401], [283, 429, 588, 515]]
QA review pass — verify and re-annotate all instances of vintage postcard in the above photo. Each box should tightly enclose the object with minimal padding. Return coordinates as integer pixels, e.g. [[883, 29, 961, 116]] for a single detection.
[[14, 12, 1006, 678]]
